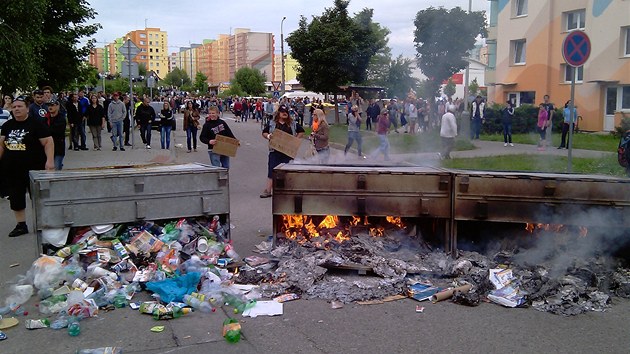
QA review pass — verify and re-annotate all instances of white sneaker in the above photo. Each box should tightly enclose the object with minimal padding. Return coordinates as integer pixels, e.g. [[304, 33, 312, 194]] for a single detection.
[[504, 143, 508, 147], [146, 145, 151, 149], [509, 143, 514, 147]]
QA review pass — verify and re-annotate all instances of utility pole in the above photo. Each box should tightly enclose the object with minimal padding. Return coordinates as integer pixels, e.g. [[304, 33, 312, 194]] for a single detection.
[[281, 17, 287, 96], [463, 0, 472, 140]]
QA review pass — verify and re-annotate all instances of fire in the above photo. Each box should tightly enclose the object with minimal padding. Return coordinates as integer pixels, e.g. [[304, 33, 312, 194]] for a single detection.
[[280, 215, 406, 246], [524, 223, 588, 237]]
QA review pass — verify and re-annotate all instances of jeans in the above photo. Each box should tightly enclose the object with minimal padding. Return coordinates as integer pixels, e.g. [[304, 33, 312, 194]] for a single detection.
[[255, 110, 262, 122], [503, 122, 512, 143], [471, 118, 481, 139], [140, 123, 152, 145], [161, 125, 172, 149], [371, 134, 390, 160], [186, 126, 198, 150], [559, 122, 570, 148], [54, 155, 64, 170], [441, 137, 455, 159], [110, 121, 123, 148], [74, 121, 87, 147], [344, 130, 363, 156], [89, 125, 102, 149], [208, 151, 230, 168]]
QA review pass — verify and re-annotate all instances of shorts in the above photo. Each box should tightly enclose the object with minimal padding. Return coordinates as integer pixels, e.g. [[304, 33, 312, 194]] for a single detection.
[[268, 151, 292, 178], [6, 171, 30, 211]]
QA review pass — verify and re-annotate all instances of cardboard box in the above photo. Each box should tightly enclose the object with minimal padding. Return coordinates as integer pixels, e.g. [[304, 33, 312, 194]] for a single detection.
[[213, 135, 239, 157], [269, 129, 301, 159]]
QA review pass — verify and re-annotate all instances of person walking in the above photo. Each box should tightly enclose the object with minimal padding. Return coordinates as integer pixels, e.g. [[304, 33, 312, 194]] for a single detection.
[[406, 98, 418, 135], [366, 99, 380, 131], [183, 101, 200, 152], [260, 104, 304, 198], [344, 105, 364, 158], [502, 101, 515, 147], [160, 101, 174, 150], [76, 90, 89, 150], [107, 92, 126, 151], [66, 93, 81, 151], [537, 103, 550, 151], [135, 97, 156, 149], [310, 108, 330, 164], [440, 105, 458, 159], [199, 106, 237, 168], [86, 94, 106, 150], [0, 96, 54, 237], [470, 95, 485, 140], [370, 108, 392, 161], [559, 100, 577, 149]]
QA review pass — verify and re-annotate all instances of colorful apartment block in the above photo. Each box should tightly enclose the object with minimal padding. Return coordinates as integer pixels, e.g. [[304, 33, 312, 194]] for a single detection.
[[486, 0, 630, 131]]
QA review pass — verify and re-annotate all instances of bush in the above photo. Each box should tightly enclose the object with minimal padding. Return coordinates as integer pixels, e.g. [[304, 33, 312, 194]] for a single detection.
[[614, 114, 630, 137], [481, 104, 563, 134]]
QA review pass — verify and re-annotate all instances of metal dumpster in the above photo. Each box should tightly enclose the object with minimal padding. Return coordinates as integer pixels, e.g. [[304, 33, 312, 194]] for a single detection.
[[29, 163, 230, 252]]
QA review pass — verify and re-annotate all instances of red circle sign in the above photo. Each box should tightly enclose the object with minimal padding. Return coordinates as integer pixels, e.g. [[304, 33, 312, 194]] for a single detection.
[[562, 30, 591, 67]]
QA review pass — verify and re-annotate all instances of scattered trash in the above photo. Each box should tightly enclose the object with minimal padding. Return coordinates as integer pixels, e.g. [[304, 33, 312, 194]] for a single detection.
[[488, 285, 526, 308], [0, 317, 19, 329], [150, 326, 165, 332], [25, 318, 50, 329], [222, 318, 241, 343], [430, 284, 472, 303], [0, 331, 6, 341], [330, 301, 344, 309], [407, 282, 440, 302], [273, 293, 300, 303], [242, 300, 283, 317], [9, 263, 19, 268], [415, 305, 425, 313], [76, 347, 123, 354]]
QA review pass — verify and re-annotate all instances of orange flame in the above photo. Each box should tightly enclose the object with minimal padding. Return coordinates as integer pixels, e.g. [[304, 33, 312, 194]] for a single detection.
[[318, 215, 339, 229], [386, 216, 404, 228]]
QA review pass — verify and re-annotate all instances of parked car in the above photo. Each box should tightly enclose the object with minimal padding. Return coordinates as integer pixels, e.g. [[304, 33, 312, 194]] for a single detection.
[[149, 101, 165, 130]]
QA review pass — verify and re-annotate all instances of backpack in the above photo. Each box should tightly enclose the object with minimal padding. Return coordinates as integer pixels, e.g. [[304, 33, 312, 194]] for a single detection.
[[618, 130, 630, 168]]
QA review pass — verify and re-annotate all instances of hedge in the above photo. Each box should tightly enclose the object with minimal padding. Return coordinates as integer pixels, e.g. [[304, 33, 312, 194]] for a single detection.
[[481, 103, 563, 134]]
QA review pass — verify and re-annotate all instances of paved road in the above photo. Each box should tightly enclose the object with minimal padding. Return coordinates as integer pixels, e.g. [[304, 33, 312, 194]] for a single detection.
[[0, 113, 628, 354]]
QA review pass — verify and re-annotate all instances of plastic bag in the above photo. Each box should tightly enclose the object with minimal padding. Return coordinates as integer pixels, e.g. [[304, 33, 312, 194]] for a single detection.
[[28, 256, 64, 290], [146, 272, 201, 304], [4, 284, 34, 307]]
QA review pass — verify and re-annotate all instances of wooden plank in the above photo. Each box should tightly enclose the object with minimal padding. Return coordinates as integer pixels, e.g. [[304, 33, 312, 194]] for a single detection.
[[213, 135, 239, 157]]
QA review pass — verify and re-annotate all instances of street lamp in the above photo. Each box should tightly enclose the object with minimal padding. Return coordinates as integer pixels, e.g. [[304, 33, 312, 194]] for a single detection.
[[281, 16, 287, 96]]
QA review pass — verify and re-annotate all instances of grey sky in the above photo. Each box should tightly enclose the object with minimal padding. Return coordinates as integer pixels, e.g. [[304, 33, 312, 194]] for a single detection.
[[88, 0, 488, 57]]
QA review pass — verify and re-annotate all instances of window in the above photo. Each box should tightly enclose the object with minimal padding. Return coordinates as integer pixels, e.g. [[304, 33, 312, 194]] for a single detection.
[[487, 39, 497, 69], [507, 91, 535, 106], [139, 40, 146, 45], [514, 0, 527, 17], [156, 48, 159, 53], [149, 41, 153, 45], [140, 55, 146, 59], [489, 0, 498, 27], [511, 39, 526, 65], [566, 9, 586, 31], [625, 27, 630, 57], [564, 65, 583, 82], [140, 33, 146, 38], [150, 56, 153, 60], [623, 86, 630, 110]]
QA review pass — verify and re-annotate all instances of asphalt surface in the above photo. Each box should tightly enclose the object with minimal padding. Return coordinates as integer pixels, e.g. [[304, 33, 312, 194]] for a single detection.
[[0, 112, 628, 354]]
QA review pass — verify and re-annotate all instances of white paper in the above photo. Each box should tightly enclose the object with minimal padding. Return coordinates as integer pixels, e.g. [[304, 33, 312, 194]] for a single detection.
[[242, 300, 283, 318], [489, 268, 513, 289]]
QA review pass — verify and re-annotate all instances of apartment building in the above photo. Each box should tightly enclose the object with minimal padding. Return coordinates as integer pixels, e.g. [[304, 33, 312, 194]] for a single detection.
[[125, 28, 169, 77], [486, 0, 630, 131]]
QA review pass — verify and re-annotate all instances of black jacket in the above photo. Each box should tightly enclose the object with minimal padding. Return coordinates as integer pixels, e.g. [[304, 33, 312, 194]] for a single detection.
[[134, 104, 156, 125]]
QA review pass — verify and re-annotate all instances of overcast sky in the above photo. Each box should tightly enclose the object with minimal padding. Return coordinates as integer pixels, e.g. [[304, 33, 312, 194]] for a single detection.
[[88, 0, 488, 57]]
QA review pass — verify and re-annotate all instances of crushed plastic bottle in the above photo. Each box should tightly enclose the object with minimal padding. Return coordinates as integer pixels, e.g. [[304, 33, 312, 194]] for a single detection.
[[222, 292, 256, 314], [50, 311, 71, 330], [67, 317, 81, 336], [183, 294, 214, 313], [76, 347, 123, 354], [222, 318, 241, 343]]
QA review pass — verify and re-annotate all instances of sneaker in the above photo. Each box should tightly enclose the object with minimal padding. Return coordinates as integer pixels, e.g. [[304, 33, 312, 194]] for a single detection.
[[124, 143, 132, 147], [259, 190, 272, 198], [80, 147, 89, 151], [120, 147, 125, 151], [74, 148, 80, 151], [187, 150, 192, 153], [557, 146, 565, 149], [509, 143, 514, 147], [146, 145, 151, 149], [112, 147, 118, 151], [504, 143, 508, 147], [8, 223, 28, 237], [193, 149, 197, 152], [97, 147, 101, 151]]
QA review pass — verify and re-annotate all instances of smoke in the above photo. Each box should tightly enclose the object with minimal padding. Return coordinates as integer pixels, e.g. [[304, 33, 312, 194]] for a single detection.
[[511, 207, 630, 277]]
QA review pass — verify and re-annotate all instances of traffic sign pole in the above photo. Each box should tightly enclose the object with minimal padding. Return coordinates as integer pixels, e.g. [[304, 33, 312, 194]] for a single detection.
[[568, 68, 576, 173]]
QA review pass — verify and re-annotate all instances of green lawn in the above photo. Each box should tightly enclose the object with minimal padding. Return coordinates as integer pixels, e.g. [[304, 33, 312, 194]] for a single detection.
[[442, 155, 627, 177], [481, 132, 618, 152]]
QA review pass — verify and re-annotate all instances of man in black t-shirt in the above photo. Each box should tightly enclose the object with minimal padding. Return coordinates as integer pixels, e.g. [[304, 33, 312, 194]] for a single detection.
[[542, 94, 555, 140], [0, 96, 54, 237]]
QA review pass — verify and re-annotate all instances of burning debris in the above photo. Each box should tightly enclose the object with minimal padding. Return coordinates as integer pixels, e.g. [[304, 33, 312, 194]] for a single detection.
[[239, 215, 630, 316]]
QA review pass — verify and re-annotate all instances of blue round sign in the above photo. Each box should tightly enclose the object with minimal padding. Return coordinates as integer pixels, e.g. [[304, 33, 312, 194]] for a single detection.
[[562, 30, 591, 67]]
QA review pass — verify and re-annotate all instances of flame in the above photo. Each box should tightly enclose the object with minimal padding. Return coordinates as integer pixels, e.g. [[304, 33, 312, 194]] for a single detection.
[[525, 223, 588, 237], [386, 216, 404, 228], [318, 215, 339, 229], [350, 216, 362, 226]]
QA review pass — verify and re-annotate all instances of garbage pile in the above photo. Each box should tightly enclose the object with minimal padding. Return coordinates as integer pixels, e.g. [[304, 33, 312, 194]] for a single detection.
[[244, 229, 630, 316], [0, 216, 259, 342]]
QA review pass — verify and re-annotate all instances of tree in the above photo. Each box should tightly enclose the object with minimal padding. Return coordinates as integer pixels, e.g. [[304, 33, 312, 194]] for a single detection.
[[413, 7, 486, 100], [194, 71, 208, 92], [0, 0, 100, 93], [138, 63, 147, 77], [468, 77, 480, 97], [443, 78, 456, 99], [286, 0, 387, 94], [232, 67, 265, 96], [163, 68, 191, 87], [384, 55, 419, 99]]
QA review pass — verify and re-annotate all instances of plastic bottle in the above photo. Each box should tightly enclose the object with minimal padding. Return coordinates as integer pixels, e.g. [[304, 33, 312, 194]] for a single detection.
[[222, 318, 241, 343], [222, 293, 256, 314], [152, 305, 191, 320], [76, 348, 123, 354], [113, 293, 127, 308], [50, 311, 70, 330], [183, 294, 213, 313], [223, 243, 240, 261], [67, 317, 81, 336], [39, 295, 68, 315]]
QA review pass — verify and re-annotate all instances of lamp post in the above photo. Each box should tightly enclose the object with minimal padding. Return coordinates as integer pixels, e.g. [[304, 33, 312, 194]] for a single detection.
[[463, 0, 472, 140], [281, 16, 287, 96]]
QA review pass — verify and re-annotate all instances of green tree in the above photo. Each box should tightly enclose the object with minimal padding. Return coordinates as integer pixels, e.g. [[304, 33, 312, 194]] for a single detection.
[[138, 63, 147, 77], [443, 78, 456, 99], [232, 67, 265, 96], [384, 55, 419, 99], [163, 68, 191, 87], [287, 0, 387, 94], [413, 7, 486, 99], [194, 71, 208, 92], [468, 77, 480, 97]]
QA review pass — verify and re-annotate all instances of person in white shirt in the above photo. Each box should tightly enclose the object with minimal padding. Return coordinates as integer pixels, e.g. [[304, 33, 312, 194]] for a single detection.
[[440, 105, 458, 159]]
